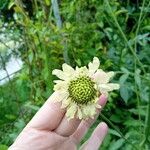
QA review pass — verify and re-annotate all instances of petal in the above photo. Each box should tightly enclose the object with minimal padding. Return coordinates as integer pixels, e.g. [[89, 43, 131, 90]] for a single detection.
[[93, 69, 115, 84], [75, 66, 88, 76], [62, 63, 75, 74], [96, 104, 102, 109], [61, 97, 71, 108], [99, 83, 120, 93], [82, 104, 96, 118], [53, 80, 62, 83], [77, 107, 83, 120], [54, 80, 68, 91], [50, 91, 69, 103], [52, 69, 68, 80], [107, 71, 115, 79], [66, 103, 77, 119], [88, 57, 100, 76]]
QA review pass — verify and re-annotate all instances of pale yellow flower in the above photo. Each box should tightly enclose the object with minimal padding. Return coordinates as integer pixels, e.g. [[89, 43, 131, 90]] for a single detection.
[[52, 57, 120, 120]]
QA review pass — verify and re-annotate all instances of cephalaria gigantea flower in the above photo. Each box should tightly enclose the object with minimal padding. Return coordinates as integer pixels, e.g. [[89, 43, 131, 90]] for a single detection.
[[52, 57, 120, 120]]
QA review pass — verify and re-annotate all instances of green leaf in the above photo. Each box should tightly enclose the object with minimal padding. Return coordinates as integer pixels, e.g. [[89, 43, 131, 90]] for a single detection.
[[110, 115, 122, 123], [109, 129, 121, 137], [24, 102, 40, 111], [45, 0, 50, 6], [0, 145, 8, 150], [115, 9, 128, 16], [8, 0, 15, 9], [134, 69, 141, 88], [5, 114, 16, 120], [119, 73, 129, 84], [120, 86, 129, 103], [109, 139, 125, 150]]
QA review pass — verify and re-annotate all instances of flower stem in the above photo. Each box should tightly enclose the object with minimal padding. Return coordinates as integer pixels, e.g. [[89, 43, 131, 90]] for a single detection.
[[52, 0, 70, 64], [105, 0, 146, 74], [141, 87, 150, 147], [100, 114, 139, 150], [134, 0, 146, 141]]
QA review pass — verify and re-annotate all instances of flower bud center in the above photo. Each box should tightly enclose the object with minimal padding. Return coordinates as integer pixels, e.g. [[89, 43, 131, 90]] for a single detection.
[[68, 76, 96, 104]]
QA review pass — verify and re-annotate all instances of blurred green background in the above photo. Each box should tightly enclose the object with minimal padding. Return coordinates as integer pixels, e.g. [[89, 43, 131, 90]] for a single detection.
[[0, 0, 150, 149]]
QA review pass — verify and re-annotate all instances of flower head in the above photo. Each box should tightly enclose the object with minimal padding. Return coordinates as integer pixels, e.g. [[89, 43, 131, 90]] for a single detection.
[[52, 57, 119, 120]]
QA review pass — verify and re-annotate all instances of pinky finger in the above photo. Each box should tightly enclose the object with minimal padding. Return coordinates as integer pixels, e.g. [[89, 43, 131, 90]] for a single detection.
[[80, 122, 108, 150]]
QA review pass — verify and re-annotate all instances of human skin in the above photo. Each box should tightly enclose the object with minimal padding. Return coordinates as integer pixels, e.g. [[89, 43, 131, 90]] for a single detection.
[[9, 93, 108, 150]]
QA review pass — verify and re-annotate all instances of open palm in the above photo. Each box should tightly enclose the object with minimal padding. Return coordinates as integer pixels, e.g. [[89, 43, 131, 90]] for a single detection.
[[9, 92, 108, 150]]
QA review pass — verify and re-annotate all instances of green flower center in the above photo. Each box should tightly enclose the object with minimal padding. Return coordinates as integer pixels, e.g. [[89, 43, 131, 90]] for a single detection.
[[68, 76, 97, 104]]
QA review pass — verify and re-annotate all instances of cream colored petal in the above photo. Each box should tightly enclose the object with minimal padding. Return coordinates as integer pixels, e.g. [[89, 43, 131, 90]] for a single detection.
[[49, 91, 69, 103], [61, 97, 71, 109], [62, 63, 75, 74], [77, 107, 83, 120], [82, 105, 89, 116], [52, 69, 68, 80], [90, 105, 97, 116], [54, 80, 68, 91], [93, 69, 115, 84], [66, 103, 77, 120], [94, 97, 99, 103], [96, 104, 102, 109], [82, 104, 96, 118], [88, 57, 100, 76], [75, 66, 88, 77], [53, 80, 62, 84], [99, 83, 120, 93], [107, 71, 115, 79]]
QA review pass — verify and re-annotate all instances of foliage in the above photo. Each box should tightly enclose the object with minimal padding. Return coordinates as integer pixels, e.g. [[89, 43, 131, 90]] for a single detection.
[[0, 0, 150, 149]]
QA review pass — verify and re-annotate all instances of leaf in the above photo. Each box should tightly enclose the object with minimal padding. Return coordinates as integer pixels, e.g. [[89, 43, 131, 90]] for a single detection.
[[134, 69, 141, 88], [124, 119, 143, 127], [0, 98, 4, 103], [119, 73, 130, 103], [45, 0, 50, 6], [8, 0, 15, 9], [24, 102, 40, 111], [0, 145, 8, 150], [66, 22, 71, 29], [115, 9, 128, 16], [109, 139, 125, 150], [120, 67, 130, 74], [142, 25, 150, 31], [5, 114, 16, 120], [120, 86, 129, 103], [109, 129, 121, 137], [119, 73, 129, 84], [14, 119, 25, 129], [110, 115, 122, 123], [75, 59, 81, 66]]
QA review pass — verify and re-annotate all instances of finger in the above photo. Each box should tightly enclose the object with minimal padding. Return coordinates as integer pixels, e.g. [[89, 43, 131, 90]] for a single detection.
[[27, 91, 66, 131], [55, 116, 81, 137], [71, 94, 107, 143], [55, 94, 106, 137], [81, 122, 108, 150]]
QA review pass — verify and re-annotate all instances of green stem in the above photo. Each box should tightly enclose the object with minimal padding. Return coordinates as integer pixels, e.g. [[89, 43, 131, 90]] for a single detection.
[[100, 114, 139, 150], [145, 92, 150, 141], [141, 86, 150, 146], [134, 0, 146, 141], [134, 0, 146, 53], [131, 1, 150, 34], [44, 48, 53, 94], [51, 0, 70, 64], [105, 0, 146, 74]]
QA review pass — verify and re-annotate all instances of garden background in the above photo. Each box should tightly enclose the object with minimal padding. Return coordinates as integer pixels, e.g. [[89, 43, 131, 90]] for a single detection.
[[0, 0, 150, 149]]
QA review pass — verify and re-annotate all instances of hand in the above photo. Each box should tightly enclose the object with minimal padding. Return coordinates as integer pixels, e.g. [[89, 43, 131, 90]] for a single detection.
[[9, 92, 108, 150]]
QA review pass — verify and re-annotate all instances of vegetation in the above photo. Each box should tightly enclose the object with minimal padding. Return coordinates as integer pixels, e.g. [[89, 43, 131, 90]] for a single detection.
[[0, 0, 150, 149]]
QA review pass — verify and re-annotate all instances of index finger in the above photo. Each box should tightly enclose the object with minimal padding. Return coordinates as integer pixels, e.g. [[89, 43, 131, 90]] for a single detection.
[[26, 91, 66, 131]]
